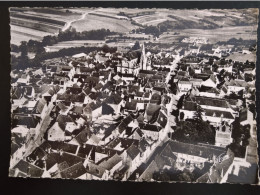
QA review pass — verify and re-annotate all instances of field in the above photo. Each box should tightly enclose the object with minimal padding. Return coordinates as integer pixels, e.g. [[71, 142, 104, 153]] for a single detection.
[[71, 14, 138, 33], [226, 52, 256, 63], [158, 26, 257, 44], [129, 8, 258, 30], [10, 8, 82, 45], [45, 39, 139, 53], [10, 8, 258, 48], [45, 40, 106, 52]]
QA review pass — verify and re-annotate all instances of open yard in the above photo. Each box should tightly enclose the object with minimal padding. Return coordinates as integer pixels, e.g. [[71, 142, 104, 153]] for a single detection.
[[226, 52, 256, 63]]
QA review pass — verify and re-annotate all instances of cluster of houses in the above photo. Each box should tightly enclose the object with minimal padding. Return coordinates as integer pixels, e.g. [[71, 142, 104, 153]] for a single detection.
[[9, 44, 175, 180], [176, 54, 255, 146], [9, 42, 257, 183], [179, 36, 253, 58]]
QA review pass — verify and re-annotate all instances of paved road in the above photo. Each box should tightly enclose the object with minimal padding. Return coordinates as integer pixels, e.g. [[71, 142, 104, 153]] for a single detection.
[[10, 102, 54, 168]]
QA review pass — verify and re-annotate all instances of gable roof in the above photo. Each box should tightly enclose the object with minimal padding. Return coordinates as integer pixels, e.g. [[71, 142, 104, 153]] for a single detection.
[[182, 101, 197, 111], [56, 115, 74, 130], [139, 160, 159, 181], [32, 98, 47, 114], [60, 162, 86, 179], [125, 99, 138, 111], [13, 160, 44, 178], [145, 103, 161, 121], [85, 162, 106, 178], [204, 109, 234, 119], [98, 153, 122, 171], [168, 141, 226, 159], [126, 145, 140, 160], [11, 87, 23, 99], [104, 93, 122, 105], [193, 96, 229, 108], [209, 154, 234, 183], [139, 123, 162, 132], [15, 115, 40, 129]]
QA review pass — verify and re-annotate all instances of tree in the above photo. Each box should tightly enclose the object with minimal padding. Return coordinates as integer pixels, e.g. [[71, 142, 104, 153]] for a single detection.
[[19, 41, 28, 57], [101, 44, 117, 53], [172, 118, 215, 144], [188, 67, 195, 77], [11, 44, 19, 52], [144, 26, 160, 37], [248, 103, 256, 118], [177, 94, 185, 109], [132, 41, 141, 50], [177, 170, 195, 182], [180, 112, 184, 120], [194, 104, 203, 124], [231, 117, 242, 140]]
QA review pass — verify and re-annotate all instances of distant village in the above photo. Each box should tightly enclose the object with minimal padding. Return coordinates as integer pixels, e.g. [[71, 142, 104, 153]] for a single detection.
[[9, 35, 257, 183]]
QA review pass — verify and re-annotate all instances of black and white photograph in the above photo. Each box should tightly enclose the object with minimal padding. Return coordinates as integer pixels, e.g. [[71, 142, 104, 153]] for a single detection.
[[9, 7, 259, 184]]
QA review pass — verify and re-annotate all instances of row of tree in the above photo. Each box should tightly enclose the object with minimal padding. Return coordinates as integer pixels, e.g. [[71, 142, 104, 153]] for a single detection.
[[11, 44, 117, 70], [11, 28, 117, 55], [11, 28, 119, 70]]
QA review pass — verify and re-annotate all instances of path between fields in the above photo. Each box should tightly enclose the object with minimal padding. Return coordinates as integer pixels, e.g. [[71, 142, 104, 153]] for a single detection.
[[62, 9, 100, 32]]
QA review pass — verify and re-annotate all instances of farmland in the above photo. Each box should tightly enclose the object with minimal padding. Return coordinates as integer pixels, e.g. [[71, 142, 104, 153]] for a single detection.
[[70, 13, 138, 33], [45, 40, 106, 52], [158, 26, 257, 44], [118, 8, 258, 28], [11, 8, 258, 54], [226, 52, 256, 63], [10, 8, 82, 45]]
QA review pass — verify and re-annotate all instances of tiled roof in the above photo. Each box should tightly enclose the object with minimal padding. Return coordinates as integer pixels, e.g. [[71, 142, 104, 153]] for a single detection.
[[209, 154, 234, 183], [60, 162, 86, 179], [146, 103, 161, 121], [56, 115, 74, 130], [125, 99, 138, 110], [204, 109, 234, 119], [126, 145, 140, 160], [168, 140, 226, 159], [226, 79, 247, 87], [194, 96, 229, 108], [86, 162, 106, 178], [139, 123, 162, 132], [13, 160, 44, 178], [15, 115, 40, 129], [105, 93, 122, 105], [45, 152, 83, 170], [99, 153, 122, 171], [75, 127, 92, 145], [182, 101, 197, 111], [139, 160, 159, 181], [11, 87, 23, 99]]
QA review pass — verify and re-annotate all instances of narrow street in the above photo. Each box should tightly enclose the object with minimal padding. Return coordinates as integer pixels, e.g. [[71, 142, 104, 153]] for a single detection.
[[10, 102, 54, 168]]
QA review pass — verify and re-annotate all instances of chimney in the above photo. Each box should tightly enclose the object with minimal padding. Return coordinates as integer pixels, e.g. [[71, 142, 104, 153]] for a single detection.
[[43, 159, 47, 171], [136, 173, 139, 179], [27, 166, 31, 177], [59, 149, 64, 156]]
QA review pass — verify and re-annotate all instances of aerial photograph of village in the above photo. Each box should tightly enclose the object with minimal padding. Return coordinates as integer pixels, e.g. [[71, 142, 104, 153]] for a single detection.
[[9, 7, 259, 184]]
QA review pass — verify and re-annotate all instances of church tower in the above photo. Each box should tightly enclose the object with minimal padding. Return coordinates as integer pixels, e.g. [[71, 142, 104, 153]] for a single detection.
[[140, 43, 147, 70]]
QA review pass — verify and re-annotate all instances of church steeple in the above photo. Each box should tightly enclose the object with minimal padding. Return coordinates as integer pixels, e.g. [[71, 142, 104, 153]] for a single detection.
[[140, 43, 147, 70]]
